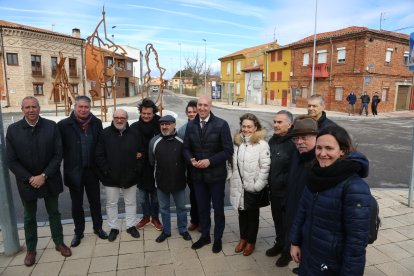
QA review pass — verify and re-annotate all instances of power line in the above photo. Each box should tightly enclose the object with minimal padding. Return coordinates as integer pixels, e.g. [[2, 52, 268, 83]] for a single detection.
[[392, 26, 414, 32]]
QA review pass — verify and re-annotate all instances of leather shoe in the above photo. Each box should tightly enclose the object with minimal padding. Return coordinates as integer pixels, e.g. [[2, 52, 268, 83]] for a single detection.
[[94, 229, 108, 240], [235, 239, 247, 253], [108, 229, 119, 242], [180, 231, 192, 241], [292, 267, 299, 274], [126, 226, 140, 238], [187, 223, 199, 231], [266, 243, 283, 257], [24, 251, 36, 267], [191, 236, 211, 250], [71, 234, 84, 247], [243, 243, 255, 256], [55, 244, 72, 257], [156, 232, 171, 243], [212, 239, 222, 253], [276, 251, 292, 267]]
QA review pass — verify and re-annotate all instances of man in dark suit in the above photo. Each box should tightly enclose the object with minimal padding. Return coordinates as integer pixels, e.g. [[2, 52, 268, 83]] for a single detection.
[[183, 96, 233, 253], [7, 96, 71, 266], [58, 96, 108, 247]]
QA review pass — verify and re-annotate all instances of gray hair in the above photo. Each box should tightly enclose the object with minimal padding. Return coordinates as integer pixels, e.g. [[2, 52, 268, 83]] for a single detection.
[[308, 94, 325, 106], [113, 109, 128, 119], [75, 95, 91, 104], [21, 96, 40, 108], [276, 110, 294, 123]]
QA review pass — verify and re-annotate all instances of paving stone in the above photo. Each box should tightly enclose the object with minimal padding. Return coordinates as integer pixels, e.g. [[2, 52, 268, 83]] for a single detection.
[[66, 243, 94, 260], [364, 265, 387, 275], [92, 242, 119, 257], [119, 240, 144, 254], [145, 263, 175, 276], [376, 261, 413, 276], [144, 238, 169, 252], [89, 256, 117, 273], [375, 243, 412, 260], [116, 267, 145, 276], [117, 252, 144, 270], [378, 229, 409, 243], [9, 249, 44, 267], [399, 256, 414, 273], [30, 260, 63, 276], [145, 250, 172, 266], [1, 264, 33, 276], [200, 255, 231, 274], [170, 247, 198, 264], [167, 235, 193, 251], [0, 254, 13, 268], [38, 247, 66, 263], [173, 258, 204, 276], [227, 254, 261, 271], [59, 258, 91, 275], [366, 246, 396, 265]]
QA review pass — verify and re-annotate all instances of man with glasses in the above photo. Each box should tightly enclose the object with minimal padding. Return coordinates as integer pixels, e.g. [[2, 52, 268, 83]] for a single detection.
[[149, 115, 192, 243], [285, 116, 318, 274], [95, 109, 141, 241]]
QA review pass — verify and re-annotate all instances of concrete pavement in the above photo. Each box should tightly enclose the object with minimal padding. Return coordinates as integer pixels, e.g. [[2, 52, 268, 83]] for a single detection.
[[1, 93, 414, 275]]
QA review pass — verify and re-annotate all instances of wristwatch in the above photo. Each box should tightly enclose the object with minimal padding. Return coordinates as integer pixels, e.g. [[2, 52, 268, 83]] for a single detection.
[[41, 173, 47, 180]]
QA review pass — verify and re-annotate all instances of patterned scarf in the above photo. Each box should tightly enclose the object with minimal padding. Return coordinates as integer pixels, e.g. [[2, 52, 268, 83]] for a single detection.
[[75, 112, 93, 134]]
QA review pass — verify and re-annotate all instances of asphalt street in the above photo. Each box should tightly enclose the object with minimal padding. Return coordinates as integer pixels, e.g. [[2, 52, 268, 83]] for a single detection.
[[2, 92, 413, 224]]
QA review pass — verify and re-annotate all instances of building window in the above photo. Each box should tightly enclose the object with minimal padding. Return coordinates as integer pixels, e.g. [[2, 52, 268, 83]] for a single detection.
[[33, 83, 44, 95], [404, 51, 409, 65], [105, 57, 114, 67], [381, 87, 388, 102], [277, 71, 282, 81], [385, 48, 393, 65], [337, 47, 346, 63], [302, 87, 308, 98], [303, 53, 309, 66], [51, 57, 58, 77], [270, 72, 275, 81], [236, 61, 241, 74], [270, 90, 275, 100], [317, 50, 327, 64], [227, 62, 231, 74], [118, 60, 125, 69], [271, 52, 275, 62], [71, 83, 79, 94], [127, 61, 132, 71], [236, 82, 240, 95], [335, 87, 343, 101], [69, 58, 77, 77], [277, 51, 283, 61], [6, 53, 18, 65], [31, 55, 42, 76]]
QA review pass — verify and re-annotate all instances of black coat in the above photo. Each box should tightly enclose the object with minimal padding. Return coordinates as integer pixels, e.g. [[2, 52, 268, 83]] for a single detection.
[[95, 123, 141, 188], [268, 130, 296, 197], [317, 111, 336, 131], [183, 113, 233, 184], [57, 112, 103, 191], [130, 115, 160, 191], [6, 117, 63, 201]]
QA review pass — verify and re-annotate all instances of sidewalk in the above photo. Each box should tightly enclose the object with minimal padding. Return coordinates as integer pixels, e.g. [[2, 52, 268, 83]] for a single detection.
[[0, 188, 413, 275]]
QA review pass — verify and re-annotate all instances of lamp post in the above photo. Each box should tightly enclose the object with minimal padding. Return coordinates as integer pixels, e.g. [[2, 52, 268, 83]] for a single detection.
[[310, 0, 318, 96], [179, 42, 182, 95], [202, 39, 207, 95]]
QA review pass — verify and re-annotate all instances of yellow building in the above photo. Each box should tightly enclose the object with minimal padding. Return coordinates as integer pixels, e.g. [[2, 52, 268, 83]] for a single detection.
[[264, 46, 292, 106], [219, 42, 278, 104]]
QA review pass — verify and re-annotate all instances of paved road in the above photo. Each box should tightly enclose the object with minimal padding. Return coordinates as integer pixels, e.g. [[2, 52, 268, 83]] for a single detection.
[[2, 92, 413, 224]]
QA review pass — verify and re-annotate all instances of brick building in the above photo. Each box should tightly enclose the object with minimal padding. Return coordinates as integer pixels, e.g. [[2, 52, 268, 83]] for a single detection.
[[0, 20, 85, 107], [289, 26, 413, 112]]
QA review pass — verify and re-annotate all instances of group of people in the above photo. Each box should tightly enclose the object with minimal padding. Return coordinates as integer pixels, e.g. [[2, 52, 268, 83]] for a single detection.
[[346, 91, 381, 116], [7, 94, 374, 275]]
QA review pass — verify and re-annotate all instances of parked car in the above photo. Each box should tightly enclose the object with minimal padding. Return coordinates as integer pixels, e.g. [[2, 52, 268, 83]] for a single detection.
[[152, 86, 159, 93]]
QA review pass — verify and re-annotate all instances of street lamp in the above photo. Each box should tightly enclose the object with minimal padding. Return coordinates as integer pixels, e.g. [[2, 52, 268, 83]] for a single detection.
[[310, 0, 318, 96], [202, 39, 207, 95], [179, 42, 182, 95]]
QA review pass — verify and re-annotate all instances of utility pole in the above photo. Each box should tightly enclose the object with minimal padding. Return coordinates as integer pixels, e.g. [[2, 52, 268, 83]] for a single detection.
[[179, 43, 182, 95], [202, 39, 207, 95], [380, 12, 386, 30], [310, 0, 318, 96]]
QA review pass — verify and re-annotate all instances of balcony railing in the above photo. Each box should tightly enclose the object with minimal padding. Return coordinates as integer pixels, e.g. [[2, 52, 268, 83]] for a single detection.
[[32, 65, 44, 77], [308, 63, 329, 78], [69, 68, 80, 78]]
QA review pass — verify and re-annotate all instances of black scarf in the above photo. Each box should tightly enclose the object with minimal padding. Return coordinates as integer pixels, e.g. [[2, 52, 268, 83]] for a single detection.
[[307, 159, 361, 192], [299, 148, 316, 168], [138, 115, 160, 141]]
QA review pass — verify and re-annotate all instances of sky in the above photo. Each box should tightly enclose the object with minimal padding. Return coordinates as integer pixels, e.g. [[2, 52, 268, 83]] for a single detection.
[[1, 0, 414, 79]]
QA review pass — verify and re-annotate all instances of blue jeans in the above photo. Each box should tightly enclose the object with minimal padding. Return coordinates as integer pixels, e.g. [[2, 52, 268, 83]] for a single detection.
[[157, 189, 188, 235], [138, 189, 159, 218]]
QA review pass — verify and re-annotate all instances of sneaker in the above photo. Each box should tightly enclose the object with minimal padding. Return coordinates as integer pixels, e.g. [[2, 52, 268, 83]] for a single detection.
[[180, 231, 192, 241], [126, 226, 140, 238], [156, 232, 171, 243], [275, 252, 292, 267], [108, 229, 119, 242], [151, 217, 163, 231], [266, 243, 283, 257], [136, 216, 150, 229]]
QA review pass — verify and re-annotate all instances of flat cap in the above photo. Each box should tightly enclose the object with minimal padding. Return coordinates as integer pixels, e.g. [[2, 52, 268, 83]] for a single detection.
[[159, 115, 176, 123]]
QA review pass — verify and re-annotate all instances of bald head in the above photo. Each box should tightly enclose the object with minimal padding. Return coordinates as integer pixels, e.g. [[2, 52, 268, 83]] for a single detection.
[[113, 109, 128, 130], [197, 96, 212, 120]]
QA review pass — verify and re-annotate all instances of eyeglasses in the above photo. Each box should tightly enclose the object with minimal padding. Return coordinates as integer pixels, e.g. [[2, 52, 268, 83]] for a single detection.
[[113, 117, 127, 121], [160, 122, 173, 126], [291, 135, 313, 142]]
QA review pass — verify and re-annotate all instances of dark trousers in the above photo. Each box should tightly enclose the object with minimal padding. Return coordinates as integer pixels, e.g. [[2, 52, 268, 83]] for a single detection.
[[238, 208, 260, 244], [22, 195, 64, 251], [360, 103, 369, 115], [69, 169, 103, 235], [270, 195, 285, 246], [188, 180, 199, 225], [193, 180, 225, 241], [372, 104, 378, 115]]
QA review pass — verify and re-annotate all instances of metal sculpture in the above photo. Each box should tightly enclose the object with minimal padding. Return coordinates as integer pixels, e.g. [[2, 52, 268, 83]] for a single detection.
[[143, 43, 166, 115], [85, 6, 127, 121], [49, 52, 75, 116]]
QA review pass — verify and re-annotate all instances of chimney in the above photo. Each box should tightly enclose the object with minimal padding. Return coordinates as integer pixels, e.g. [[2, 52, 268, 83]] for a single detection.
[[72, 28, 80, 38]]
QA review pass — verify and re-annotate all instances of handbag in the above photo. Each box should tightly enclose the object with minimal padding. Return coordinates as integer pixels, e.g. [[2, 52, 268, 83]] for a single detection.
[[236, 145, 270, 209]]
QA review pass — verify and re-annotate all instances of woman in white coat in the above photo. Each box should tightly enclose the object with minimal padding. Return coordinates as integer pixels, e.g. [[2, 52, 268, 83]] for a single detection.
[[229, 113, 271, 256]]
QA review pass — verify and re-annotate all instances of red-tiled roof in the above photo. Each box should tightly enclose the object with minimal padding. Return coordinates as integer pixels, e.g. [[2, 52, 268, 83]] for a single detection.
[[0, 19, 82, 40], [292, 26, 409, 46], [219, 42, 278, 60], [242, 63, 263, 72]]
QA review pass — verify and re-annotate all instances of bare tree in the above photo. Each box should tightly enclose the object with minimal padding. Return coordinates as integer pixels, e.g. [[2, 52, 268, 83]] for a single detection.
[[183, 52, 211, 86]]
